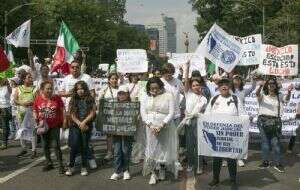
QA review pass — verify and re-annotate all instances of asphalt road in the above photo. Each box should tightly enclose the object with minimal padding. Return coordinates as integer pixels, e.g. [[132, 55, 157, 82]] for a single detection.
[[0, 140, 299, 190]]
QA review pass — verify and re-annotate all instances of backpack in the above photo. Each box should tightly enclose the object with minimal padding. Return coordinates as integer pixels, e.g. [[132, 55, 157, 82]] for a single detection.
[[210, 94, 239, 114]]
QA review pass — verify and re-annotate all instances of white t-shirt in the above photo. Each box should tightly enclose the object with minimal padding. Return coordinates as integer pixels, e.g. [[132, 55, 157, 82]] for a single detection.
[[205, 95, 246, 116], [98, 85, 118, 102], [258, 94, 284, 117], [0, 86, 11, 108], [63, 73, 94, 93], [185, 91, 207, 115], [161, 77, 184, 119]]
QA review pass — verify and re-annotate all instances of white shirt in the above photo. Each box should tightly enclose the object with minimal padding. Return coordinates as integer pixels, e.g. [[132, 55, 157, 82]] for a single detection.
[[62, 73, 94, 93], [205, 95, 246, 116], [258, 94, 285, 117], [185, 91, 207, 115], [0, 86, 11, 108], [127, 83, 140, 101], [98, 85, 118, 102], [161, 77, 184, 119], [140, 92, 175, 125]]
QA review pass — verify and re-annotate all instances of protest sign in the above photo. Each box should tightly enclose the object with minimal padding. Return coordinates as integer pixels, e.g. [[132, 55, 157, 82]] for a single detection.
[[92, 78, 108, 101], [98, 64, 109, 72], [116, 49, 148, 73], [168, 53, 206, 77], [198, 114, 250, 159], [234, 34, 262, 66], [96, 100, 140, 136], [195, 23, 243, 73], [258, 44, 298, 76], [53, 78, 64, 93]]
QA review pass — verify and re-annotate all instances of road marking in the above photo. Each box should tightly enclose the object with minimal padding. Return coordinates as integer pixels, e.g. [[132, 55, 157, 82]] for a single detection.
[[0, 145, 68, 184]]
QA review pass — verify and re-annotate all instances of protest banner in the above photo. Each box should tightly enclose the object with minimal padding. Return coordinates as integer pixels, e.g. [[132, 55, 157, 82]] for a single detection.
[[258, 44, 298, 76], [198, 114, 250, 159], [168, 53, 206, 77], [116, 49, 148, 73], [195, 23, 243, 73], [234, 34, 262, 66], [92, 78, 108, 102], [244, 81, 300, 136], [96, 100, 140, 136]]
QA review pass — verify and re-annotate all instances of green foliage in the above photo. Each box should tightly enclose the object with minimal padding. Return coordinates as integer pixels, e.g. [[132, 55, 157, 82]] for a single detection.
[[190, 0, 300, 46], [0, 0, 149, 71]]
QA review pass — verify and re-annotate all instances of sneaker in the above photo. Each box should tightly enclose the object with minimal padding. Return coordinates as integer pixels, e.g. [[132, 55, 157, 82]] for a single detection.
[[273, 164, 285, 173], [89, 159, 97, 169], [238, 160, 245, 167], [17, 150, 27, 157], [0, 144, 7, 150], [222, 160, 227, 167], [65, 167, 75, 176], [149, 173, 157, 185], [42, 164, 54, 172], [208, 179, 219, 187], [158, 168, 166, 180], [196, 167, 204, 175], [258, 161, 270, 169], [123, 171, 131, 180], [104, 151, 113, 160], [30, 151, 37, 159], [110, 173, 122, 180], [80, 168, 88, 176], [287, 150, 293, 154]]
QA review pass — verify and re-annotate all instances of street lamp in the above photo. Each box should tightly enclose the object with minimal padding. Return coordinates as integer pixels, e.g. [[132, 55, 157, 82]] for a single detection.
[[3, 3, 38, 49], [230, 0, 265, 42]]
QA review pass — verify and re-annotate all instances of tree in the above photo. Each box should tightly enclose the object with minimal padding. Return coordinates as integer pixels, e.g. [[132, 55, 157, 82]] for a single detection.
[[190, 0, 299, 46], [0, 0, 149, 71]]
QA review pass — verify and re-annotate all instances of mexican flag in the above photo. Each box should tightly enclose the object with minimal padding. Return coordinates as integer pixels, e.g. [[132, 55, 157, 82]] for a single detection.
[[0, 47, 10, 73], [0, 45, 16, 78], [51, 21, 80, 75]]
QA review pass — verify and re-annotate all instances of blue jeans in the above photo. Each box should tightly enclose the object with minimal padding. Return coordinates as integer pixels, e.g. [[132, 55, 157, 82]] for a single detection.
[[257, 116, 282, 165], [113, 136, 133, 174]]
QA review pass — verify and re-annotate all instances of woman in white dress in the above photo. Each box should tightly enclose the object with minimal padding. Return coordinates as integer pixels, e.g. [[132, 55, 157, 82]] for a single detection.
[[141, 77, 177, 185]]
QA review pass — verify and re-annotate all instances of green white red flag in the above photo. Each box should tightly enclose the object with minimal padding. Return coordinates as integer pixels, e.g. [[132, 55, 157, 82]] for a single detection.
[[51, 21, 80, 75]]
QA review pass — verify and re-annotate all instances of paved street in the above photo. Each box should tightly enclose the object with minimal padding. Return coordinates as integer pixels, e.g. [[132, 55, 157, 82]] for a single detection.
[[0, 140, 299, 190]]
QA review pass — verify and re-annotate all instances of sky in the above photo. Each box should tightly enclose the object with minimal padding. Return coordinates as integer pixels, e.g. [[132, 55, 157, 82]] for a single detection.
[[125, 0, 200, 53]]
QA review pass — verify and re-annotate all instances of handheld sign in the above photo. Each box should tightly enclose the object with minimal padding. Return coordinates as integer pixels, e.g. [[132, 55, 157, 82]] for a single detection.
[[96, 100, 140, 136], [258, 44, 298, 76], [116, 49, 148, 73]]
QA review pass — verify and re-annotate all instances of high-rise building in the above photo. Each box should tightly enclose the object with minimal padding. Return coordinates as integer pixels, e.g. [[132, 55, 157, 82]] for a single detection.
[[164, 16, 176, 53], [130, 24, 146, 32], [146, 15, 176, 57]]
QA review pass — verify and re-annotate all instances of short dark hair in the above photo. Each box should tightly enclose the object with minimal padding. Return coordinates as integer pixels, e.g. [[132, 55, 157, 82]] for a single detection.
[[146, 77, 165, 96], [217, 78, 231, 87], [162, 63, 175, 75]]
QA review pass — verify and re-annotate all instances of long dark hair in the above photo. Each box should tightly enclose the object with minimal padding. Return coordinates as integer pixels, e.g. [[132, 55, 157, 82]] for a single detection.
[[146, 77, 165, 96], [263, 77, 280, 95], [69, 81, 95, 118]]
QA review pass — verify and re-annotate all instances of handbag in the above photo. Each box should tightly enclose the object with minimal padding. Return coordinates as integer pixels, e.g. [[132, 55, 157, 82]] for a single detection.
[[36, 120, 49, 135]]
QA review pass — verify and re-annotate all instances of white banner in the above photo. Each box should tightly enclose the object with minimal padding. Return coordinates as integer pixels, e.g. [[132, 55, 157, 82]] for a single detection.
[[168, 53, 206, 77], [234, 34, 262, 66], [198, 114, 250, 159], [6, 20, 31, 48], [117, 49, 148, 73], [244, 81, 300, 136], [258, 44, 298, 76], [195, 23, 243, 73]]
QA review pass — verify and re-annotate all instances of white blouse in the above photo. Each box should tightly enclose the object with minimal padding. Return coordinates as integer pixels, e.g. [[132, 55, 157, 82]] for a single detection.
[[141, 92, 175, 126]]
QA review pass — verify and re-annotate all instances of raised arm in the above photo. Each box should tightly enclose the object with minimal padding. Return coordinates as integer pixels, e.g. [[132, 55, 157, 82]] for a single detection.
[[184, 60, 190, 93], [256, 81, 264, 102]]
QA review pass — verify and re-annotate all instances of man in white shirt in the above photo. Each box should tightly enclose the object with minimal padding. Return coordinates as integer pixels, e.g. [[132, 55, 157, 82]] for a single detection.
[[59, 60, 97, 169], [205, 78, 247, 190]]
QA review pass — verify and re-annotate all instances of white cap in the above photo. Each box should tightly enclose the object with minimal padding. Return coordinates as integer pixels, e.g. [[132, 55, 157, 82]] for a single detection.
[[118, 85, 129, 93]]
